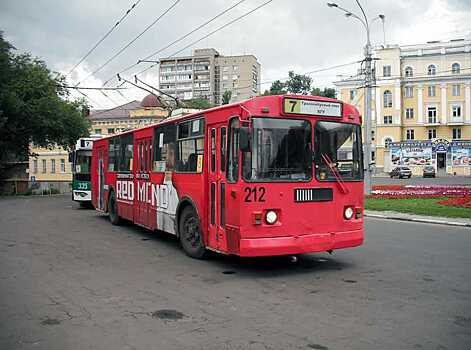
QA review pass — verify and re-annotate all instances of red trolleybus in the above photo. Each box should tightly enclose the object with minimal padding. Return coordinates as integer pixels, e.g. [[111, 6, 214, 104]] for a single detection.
[[91, 95, 364, 258]]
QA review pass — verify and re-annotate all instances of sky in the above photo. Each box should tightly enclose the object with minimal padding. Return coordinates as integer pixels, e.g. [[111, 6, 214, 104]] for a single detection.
[[1, 0, 471, 109]]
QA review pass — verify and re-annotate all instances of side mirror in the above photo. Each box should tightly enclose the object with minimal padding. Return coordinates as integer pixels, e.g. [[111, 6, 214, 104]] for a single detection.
[[239, 127, 251, 152]]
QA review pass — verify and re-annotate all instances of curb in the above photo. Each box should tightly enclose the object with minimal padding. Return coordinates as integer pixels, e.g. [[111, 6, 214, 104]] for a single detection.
[[364, 213, 471, 228]]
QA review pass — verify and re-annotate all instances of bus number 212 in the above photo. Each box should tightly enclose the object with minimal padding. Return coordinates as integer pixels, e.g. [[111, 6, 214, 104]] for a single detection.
[[244, 187, 266, 202]]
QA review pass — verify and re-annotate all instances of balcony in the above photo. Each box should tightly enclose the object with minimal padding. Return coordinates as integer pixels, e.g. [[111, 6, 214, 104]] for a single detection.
[[424, 117, 440, 126], [447, 117, 464, 125]]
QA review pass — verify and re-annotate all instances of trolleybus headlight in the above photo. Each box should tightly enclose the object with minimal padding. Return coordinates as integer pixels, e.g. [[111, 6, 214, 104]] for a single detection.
[[344, 207, 354, 220], [265, 210, 278, 225]]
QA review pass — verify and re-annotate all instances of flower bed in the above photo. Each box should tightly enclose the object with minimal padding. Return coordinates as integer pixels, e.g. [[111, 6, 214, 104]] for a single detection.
[[436, 197, 471, 208], [370, 185, 471, 199]]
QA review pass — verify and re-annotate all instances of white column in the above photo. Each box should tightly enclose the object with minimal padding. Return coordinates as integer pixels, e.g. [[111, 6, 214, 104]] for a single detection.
[[417, 84, 424, 124], [466, 82, 471, 123], [376, 86, 382, 125], [394, 81, 401, 124], [441, 83, 447, 125]]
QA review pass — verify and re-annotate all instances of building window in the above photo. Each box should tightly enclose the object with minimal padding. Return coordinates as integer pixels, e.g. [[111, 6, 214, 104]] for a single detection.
[[428, 129, 437, 140], [371, 130, 375, 141], [94, 129, 102, 134], [451, 63, 460, 74], [60, 159, 66, 173], [233, 65, 238, 71], [384, 115, 393, 124], [42, 159, 46, 173], [405, 108, 414, 119], [404, 86, 413, 98], [51, 159, 56, 173], [108, 128, 115, 134], [427, 64, 436, 76], [452, 105, 462, 118], [406, 129, 415, 140], [428, 85, 436, 97], [349, 89, 357, 100], [452, 128, 462, 139], [384, 137, 393, 147], [33, 159, 38, 174], [427, 107, 437, 123], [371, 151, 376, 161], [404, 66, 413, 77], [383, 65, 391, 77], [383, 90, 392, 108], [452, 84, 460, 96]]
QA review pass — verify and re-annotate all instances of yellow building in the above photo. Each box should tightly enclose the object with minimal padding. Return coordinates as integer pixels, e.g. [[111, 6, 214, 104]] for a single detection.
[[335, 39, 471, 176], [27, 95, 170, 191]]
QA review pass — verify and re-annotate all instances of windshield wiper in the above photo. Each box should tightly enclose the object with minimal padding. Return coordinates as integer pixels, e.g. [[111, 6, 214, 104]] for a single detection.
[[320, 154, 349, 194]]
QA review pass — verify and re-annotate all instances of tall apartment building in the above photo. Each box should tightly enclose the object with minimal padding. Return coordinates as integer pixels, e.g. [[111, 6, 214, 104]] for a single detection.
[[335, 39, 471, 175], [159, 48, 261, 105]]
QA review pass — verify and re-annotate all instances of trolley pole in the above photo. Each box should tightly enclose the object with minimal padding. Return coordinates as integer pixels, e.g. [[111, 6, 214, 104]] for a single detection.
[[363, 39, 373, 195]]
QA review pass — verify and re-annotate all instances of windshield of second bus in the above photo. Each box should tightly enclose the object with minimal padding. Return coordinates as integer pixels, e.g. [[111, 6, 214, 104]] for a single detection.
[[75, 151, 92, 174]]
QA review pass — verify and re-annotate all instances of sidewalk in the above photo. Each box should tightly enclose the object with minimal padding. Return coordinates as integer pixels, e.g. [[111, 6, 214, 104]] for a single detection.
[[365, 210, 471, 227]]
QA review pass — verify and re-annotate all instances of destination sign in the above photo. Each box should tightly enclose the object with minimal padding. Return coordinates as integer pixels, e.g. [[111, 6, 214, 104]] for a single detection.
[[283, 98, 342, 117]]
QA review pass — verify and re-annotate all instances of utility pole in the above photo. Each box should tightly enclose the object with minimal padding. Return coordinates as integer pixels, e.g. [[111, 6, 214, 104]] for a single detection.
[[327, 1, 383, 195]]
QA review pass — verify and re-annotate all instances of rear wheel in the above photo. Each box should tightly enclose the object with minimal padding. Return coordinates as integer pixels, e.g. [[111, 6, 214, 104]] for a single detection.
[[179, 206, 206, 259], [108, 191, 121, 225]]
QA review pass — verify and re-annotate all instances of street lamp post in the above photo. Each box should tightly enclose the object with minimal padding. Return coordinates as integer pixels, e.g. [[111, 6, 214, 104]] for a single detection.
[[327, 1, 383, 195]]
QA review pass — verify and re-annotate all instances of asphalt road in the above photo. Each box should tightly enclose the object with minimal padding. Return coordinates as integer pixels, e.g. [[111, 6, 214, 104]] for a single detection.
[[372, 175, 471, 186], [1, 195, 470, 350]]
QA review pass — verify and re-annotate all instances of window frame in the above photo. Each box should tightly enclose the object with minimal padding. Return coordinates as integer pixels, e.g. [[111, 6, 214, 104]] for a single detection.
[[427, 64, 437, 76], [175, 117, 205, 173], [383, 90, 393, 108]]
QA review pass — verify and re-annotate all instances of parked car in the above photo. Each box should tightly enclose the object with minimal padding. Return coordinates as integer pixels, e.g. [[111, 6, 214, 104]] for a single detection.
[[390, 166, 412, 179], [423, 165, 436, 178]]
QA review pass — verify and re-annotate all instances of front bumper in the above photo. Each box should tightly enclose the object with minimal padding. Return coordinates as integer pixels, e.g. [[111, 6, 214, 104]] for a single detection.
[[238, 229, 364, 257]]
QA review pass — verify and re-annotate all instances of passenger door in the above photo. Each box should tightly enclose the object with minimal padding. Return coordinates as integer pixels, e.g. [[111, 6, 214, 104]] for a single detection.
[[207, 124, 227, 251], [134, 137, 153, 228]]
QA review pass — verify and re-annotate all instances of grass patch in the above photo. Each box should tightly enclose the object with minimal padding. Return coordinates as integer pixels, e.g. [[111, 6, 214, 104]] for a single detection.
[[365, 197, 471, 219]]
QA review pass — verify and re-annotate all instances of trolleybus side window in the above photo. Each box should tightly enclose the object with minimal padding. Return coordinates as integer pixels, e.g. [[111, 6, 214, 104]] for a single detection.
[[227, 118, 240, 183], [153, 124, 176, 172], [220, 127, 227, 172], [176, 118, 205, 173], [108, 134, 133, 172]]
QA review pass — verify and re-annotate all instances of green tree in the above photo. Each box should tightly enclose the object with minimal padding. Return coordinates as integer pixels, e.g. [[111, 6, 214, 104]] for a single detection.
[[262, 80, 287, 96], [311, 87, 337, 98], [183, 97, 214, 109], [0, 32, 90, 166], [285, 71, 312, 94], [222, 90, 232, 104]]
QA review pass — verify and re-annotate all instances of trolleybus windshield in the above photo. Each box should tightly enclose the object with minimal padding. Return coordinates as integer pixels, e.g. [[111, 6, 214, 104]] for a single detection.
[[314, 121, 363, 181], [242, 117, 312, 182]]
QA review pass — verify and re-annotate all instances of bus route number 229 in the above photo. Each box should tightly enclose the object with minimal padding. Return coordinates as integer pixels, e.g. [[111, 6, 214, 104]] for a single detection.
[[244, 187, 266, 202]]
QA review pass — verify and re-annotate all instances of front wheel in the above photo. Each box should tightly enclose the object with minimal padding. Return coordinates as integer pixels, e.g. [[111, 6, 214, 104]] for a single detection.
[[179, 206, 206, 259], [108, 191, 121, 225]]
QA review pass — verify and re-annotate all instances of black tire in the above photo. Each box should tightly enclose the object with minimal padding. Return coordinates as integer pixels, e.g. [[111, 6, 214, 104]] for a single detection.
[[179, 206, 206, 259], [108, 191, 121, 225]]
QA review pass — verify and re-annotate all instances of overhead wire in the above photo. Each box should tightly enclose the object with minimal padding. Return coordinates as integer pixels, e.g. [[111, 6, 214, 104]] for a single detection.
[[134, 0, 275, 76], [101, 0, 248, 86], [76, 0, 182, 86], [66, 0, 143, 77]]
